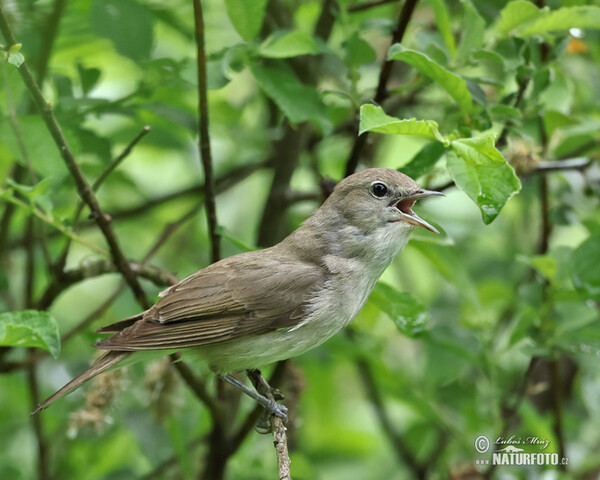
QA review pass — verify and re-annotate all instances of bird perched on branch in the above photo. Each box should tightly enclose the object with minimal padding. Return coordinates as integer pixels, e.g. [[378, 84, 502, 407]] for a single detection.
[[33, 168, 443, 419]]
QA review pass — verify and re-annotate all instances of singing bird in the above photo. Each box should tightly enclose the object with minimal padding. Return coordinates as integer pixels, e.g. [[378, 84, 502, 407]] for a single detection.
[[34, 168, 443, 417]]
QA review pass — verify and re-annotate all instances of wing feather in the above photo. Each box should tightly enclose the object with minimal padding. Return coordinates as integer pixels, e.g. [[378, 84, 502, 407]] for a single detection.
[[96, 249, 325, 351]]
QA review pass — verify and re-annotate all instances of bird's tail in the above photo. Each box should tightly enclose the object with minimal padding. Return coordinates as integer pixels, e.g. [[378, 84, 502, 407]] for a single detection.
[[31, 350, 131, 415]]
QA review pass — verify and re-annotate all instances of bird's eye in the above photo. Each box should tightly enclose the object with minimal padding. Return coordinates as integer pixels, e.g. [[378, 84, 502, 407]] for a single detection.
[[370, 182, 388, 198]]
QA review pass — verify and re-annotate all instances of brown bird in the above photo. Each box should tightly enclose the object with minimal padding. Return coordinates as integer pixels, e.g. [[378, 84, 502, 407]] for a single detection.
[[33, 168, 443, 418]]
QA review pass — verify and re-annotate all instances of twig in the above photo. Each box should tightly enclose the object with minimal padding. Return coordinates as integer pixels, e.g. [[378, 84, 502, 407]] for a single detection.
[[93, 126, 151, 191], [0, 7, 150, 309], [247, 369, 292, 480], [344, 0, 420, 176], [170, 354, 223, 424], [355, 356, 426, 479], [33, 0, 67, 84], [48, 125, 153, 291], [192, 0, 220, 263], [0, 191, 110, 256], [27, 357, 50, 480], [348, 0, 399, 12], [4, 203, 199, 372], [257, 1, 335, 247]]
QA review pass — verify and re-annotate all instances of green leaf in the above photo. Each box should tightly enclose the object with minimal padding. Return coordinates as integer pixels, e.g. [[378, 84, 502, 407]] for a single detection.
[[224, 0, 268, 42], [90, 0, 154, 61], [7, 43, 24, 68], [447, 134, 521, 224], [358, 105, 445, 141], [344, 32, 376, 68], [0, 311, 60, 358], [369, 282, 428, 338], [498, 0, 546, 35], [387, 45, 472, 113], [522, 6, 600, 36], [529, 255, 557, 281], [259, 30, 319, 58], [399, 141, 446, 179], [457, 1, 485, 61], [571, 235, 600, 299], [251, 63, 331, 133], [429, 0, 456, 57], [77, 62, 101, 96]]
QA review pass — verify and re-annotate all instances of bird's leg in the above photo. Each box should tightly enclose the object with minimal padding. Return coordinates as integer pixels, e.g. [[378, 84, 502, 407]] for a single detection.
[[221, 372, 288, 426]]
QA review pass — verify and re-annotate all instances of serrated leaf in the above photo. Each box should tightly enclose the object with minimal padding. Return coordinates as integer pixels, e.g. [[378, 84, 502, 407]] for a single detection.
[[251, 63, 331, 133], [521, 6, 600, 36], [0, 311, 60, 358], [259, 30, 319, 58], [429, 0, 456, 57], [369, 282, 428, 337], [571, 235, 600, 299], [388, 45, 472, 113], [224, 0, 268, 42], [359, 105, 445, 141], [447, 134, 521, 224], [457, 0, 485, 61], [498, 1, 546, 35], [399, 141, 446, 179]]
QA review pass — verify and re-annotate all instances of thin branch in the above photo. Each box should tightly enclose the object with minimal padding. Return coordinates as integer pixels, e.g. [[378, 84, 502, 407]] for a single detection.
[[247, 369, 292, 480], [170, 354, 222, 424], [93, 126, 151, 191], [0, 7, 150, 309], [344, 0, 420, 176], [27, 357, 50, 480], [348, 0, 399, 12], [48, 125, 153, 290], [33, 0, 67, 84], [355, 356, 426, 479], [4, 203, 199, 372], [192, 0, 220, 263]]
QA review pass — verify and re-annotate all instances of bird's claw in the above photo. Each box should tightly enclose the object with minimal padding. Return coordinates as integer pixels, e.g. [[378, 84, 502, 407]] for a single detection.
[[255, 400, 288, 434]]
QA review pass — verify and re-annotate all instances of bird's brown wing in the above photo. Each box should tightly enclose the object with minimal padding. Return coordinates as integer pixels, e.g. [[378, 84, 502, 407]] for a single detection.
[[95, 250, 325, 351]]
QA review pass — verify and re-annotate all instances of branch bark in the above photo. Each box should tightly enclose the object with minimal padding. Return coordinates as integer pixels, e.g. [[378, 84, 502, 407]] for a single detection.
[[0, 7, 150, 309], [344, 0, 420, 176], [192, 0, 220, 263]]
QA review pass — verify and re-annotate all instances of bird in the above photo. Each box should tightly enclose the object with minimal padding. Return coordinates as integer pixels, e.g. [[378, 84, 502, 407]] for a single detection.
[[33, 168, 443, 417]]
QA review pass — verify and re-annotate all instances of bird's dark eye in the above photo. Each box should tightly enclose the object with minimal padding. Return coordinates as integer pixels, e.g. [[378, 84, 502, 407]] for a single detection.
[[370, 182, 388, 198]]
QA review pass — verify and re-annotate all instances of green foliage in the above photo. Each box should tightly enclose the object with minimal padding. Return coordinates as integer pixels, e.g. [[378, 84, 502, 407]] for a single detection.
[[387, 45, 473, 113], [0, 311, 60, 358], [369, 282, 428, 337], [447, 135, 521, 224]]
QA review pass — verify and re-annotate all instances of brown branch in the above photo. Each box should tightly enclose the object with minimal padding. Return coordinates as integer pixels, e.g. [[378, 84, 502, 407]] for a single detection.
[[355, 356, 426, 479], [47, 125, 153, 289], [170, 353, 222, 424], [27, 358, 50, 480], [257, 0, 336, 247], [192, 0, 220, 263], [0, 7, 150, 309], [348, 0, 399, 12], [247, 368, 292, 480], [344, 0, 420, 176], [93, 126, 151, 191], [33, 0, 67, 84]]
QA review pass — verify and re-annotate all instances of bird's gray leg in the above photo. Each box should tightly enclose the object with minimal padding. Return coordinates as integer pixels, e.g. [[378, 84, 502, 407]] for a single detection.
[[221, 373, 288, 425]]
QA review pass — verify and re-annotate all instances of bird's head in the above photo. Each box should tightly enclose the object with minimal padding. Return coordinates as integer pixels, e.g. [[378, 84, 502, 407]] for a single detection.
[[326, 168, 444, 235]]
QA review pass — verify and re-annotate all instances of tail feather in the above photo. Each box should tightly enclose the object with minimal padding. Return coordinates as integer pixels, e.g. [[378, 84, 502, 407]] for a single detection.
[[31, 351, 131, 416]]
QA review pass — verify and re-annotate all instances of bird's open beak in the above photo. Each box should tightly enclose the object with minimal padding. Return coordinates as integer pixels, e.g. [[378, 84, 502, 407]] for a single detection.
[[393, 189, 445, 234]]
